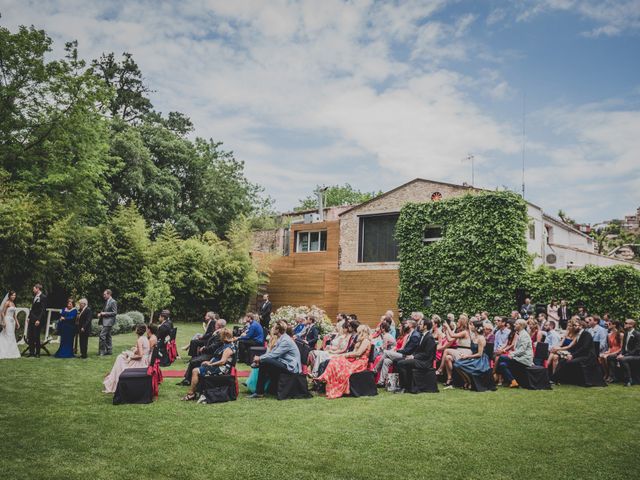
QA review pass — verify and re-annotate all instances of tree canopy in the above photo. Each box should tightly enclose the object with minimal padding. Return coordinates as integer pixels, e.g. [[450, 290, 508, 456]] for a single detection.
[[0, 24, 267, 319], [295, 183, 381, 211]]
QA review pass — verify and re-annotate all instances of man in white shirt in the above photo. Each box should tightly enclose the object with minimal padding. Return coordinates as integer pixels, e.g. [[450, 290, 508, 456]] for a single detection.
[[587, 316, 608, 354], [544, 321, 561, 350]]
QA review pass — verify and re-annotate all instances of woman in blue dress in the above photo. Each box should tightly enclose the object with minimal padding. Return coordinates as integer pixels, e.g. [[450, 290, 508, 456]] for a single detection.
[[453, 319, 491, 389], [55, 298, 78, 358]]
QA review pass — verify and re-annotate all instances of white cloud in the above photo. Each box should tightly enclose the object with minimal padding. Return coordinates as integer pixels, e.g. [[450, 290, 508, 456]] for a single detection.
[[516, 0, 640, 37], [0, 0, 637, 223]]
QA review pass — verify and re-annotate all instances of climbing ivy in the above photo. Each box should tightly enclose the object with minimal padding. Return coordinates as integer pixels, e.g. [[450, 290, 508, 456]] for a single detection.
[[396, 191, 530, 316], [396, 191, 640, 319]]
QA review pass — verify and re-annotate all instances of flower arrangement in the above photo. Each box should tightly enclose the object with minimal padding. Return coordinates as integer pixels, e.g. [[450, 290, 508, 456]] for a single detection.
[[271, 305, 334, 336]]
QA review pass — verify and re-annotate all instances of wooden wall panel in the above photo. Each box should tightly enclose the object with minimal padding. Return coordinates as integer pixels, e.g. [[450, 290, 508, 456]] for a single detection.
[[263, 221, 340, 318], [338, 270, 400, 326]]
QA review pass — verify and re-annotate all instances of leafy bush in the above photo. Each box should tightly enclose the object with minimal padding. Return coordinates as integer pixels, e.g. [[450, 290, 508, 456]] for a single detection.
[[525, 265, 640, 319], [113, 313, 134, 335], [397, 191, 530, 317], [126, 310, 145, 324], [271, 305, 334, 336]]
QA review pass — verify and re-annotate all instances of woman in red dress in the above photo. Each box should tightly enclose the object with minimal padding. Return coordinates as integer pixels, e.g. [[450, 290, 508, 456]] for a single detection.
[[318, 324, 372, 399]]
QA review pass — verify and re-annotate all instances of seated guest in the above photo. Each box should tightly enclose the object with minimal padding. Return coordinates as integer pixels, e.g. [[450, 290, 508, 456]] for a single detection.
[[375, 314, 422, 387], [249, 321, 301, 398], [527, 318, 545, 344], [438, 315, 472, 387], [317, 325, 372, 399], [178, 319, 227, 386], [602, 320, 623, 382], [186, 312, 217, 355], [608, 319, 640, 386], [576, 304, 588, 321], [493, 317, 511, 353], [102, 324, 151, 393], [181, 328, 236, 401], [292, 315, 306, 336], [384, 310, 397, 338], [483, 321, 495, 343], [587, 315, 608, 355], [497, 319, 534, 388], [295, 315, 319, 348], [520, 297, 533, 320], [553, 318, 599, 385], [147, 323, 158, 351], [493, 319, 516, 382], [372, 320, 396, 356], [396, 318, 436, 392], [234, 313, 264, 361], [156, 309, 174, 363], [543, 320, 561, 350], [548, 322, 577, 375], [309, 322, 351, 377], [453, 319, 492, 389]]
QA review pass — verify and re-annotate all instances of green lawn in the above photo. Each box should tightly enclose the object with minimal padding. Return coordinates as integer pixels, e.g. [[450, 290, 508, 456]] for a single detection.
[[1, 322, 638, 480]]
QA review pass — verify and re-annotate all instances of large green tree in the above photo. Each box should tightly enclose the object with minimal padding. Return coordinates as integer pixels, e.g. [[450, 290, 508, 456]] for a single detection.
[[296, 183, 381, 211]]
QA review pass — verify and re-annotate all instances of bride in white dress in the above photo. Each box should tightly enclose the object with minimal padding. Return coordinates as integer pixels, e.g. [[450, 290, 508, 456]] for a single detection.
[[0, 291, 21, 359]]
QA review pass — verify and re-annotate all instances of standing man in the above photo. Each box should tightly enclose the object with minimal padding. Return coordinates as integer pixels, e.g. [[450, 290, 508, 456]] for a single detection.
[[98, 289, 117, 356], [259, 294, 272, 330], [27, 283, 47, 357], [77, 298, 92, 359], [558, 299, 571, 330]]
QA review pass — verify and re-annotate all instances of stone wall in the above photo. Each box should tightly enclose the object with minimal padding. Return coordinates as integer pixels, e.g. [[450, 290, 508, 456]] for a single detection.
[[252, 229, 283, 254], [339, 179, 478, 270]]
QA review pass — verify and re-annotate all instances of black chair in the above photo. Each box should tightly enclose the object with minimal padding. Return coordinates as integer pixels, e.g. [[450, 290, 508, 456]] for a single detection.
[[610, 357, 640, 385], [349, 371, 378, 397], [533, 342, 549, 367], [484, 343, 494, 360], [196, 351, 239, 403], [468, 371, 496, 392], [274, 372, 311, 400], [555, 358, 606, 387], [511, 361, 552, 390], [113, 369, 153, 405], [410, 369, 438, 393]]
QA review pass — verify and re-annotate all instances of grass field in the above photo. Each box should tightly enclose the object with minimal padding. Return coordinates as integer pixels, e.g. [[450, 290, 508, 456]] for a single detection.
[[1, 322, 639, 480]]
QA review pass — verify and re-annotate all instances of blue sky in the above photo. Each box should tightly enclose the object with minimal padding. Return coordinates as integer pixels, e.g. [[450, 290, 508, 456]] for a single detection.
[[2, 0, 639, 222]]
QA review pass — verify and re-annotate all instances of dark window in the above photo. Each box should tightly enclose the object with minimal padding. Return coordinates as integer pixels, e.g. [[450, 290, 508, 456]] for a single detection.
[[358, 214, 399, 262], [294, 230, 327, 253], [423, 225, 442, 243]]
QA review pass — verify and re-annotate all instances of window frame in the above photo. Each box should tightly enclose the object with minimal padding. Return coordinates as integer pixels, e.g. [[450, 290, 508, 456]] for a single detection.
[[358, 212, 400, 263], [422, 224, 443, 243], [294, 230, 327, 253]]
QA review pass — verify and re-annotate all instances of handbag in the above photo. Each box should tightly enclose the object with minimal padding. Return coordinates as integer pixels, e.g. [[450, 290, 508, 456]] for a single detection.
[[386, 373, 401, 392], [246, 367, 270, 394], [200, 385, 232, 404]]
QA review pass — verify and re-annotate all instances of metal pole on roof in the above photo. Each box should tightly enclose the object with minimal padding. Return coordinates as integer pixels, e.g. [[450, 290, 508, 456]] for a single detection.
[[521, 92, 526, 198]]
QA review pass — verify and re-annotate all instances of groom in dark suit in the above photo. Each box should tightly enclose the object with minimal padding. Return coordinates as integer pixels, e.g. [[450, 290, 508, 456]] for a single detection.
[[27, 283, 47, 357]]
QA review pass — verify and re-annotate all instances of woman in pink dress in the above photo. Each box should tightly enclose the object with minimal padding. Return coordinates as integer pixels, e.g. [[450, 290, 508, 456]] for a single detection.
[[317, 325, 372, 399], [103, 324, 151, 393]]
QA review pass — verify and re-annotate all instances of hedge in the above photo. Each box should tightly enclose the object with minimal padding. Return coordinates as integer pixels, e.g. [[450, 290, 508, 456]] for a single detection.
[[88, 311, 145, 336], [525, 265, 640, 319]]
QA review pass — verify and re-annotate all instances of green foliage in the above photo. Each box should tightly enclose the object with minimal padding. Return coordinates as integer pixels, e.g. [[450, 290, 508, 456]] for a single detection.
[[0, 24, 263, 320], [525, 265, 640, 319], [397, 192, 530, 316], [296, 183, 381, 211], [145, 219, 258, 321], [126, 310, 145, 325]]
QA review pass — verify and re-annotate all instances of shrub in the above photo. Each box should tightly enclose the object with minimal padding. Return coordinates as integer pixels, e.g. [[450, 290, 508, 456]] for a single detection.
[[524, 265, 640, 319], [271, 305, 333, 336], [126, 310, 145, 324], [113, 313, 134, 335]]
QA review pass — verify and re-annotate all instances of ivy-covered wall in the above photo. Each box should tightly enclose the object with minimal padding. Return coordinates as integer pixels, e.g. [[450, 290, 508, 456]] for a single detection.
[[525, 265, 640, 319], [397, 191, 640, 319], [396, 191, 530, 316]]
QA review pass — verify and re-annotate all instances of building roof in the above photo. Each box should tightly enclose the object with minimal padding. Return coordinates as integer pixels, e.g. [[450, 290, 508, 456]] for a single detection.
[[338, 178, 481, 216], [542, 213, 593, 241]]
